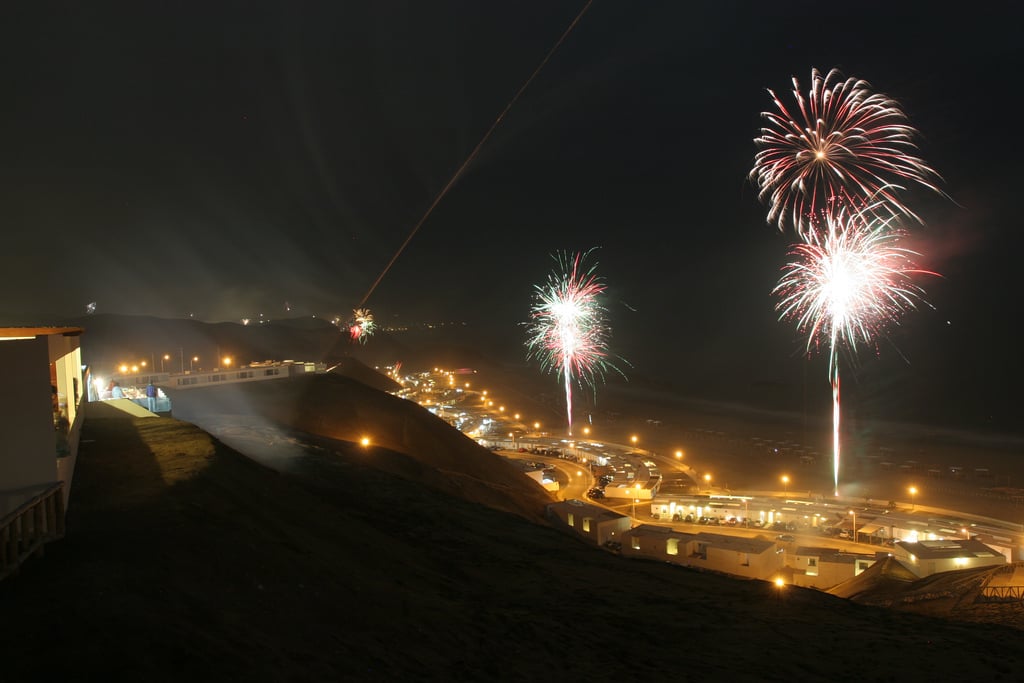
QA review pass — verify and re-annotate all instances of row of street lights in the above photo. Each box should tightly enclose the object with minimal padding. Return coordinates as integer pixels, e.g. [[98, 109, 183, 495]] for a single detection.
[[460, 379, 934, 517], [119, 353, 237, 375]]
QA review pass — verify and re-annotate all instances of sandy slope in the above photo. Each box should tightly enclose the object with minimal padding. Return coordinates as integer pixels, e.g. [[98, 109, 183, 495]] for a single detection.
[[2, 392, 1024, 680]]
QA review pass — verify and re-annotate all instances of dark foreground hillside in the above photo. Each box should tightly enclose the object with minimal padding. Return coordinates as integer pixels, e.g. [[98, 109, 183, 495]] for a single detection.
[[2, 404, 1024, 682]]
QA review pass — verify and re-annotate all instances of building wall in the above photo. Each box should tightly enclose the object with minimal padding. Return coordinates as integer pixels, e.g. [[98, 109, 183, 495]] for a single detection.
[[703, 545, 782, 580], [625, 530, 687, 559], [594, 517, 631, 546], [0, 337, 59, 515], [50, 335, 84, 509], [547, 502, 630, 546], [791, 559, 873, 589], [893, 546, 1007, 578], [49, 335, 82, 428], [622, 529, 782, 581]]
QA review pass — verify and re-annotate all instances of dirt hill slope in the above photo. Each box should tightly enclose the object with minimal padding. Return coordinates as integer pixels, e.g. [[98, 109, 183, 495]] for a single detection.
[[164, 373, 553, 522], [2, 401, 1024, 681]]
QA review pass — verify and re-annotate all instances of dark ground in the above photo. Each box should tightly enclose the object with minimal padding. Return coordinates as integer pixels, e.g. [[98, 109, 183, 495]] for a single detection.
[[3, 385, 1024, 681]]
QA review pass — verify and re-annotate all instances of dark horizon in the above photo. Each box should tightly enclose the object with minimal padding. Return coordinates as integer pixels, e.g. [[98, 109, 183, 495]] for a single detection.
[[71, 310, 1024, 444]]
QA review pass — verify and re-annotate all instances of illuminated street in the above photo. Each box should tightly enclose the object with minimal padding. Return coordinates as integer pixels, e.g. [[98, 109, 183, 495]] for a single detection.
[[398, 367, 1024, 565]]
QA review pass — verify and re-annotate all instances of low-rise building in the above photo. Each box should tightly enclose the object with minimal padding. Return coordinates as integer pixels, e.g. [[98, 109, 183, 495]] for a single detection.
[[1, 326, 85, 516], [622, 523, 693, 559], [546, 500, 630, 547], [1, 326, 85, 579], [621, 525, 784, 580], [790, 546, 879, 589], [892, 538, 1008, 577]]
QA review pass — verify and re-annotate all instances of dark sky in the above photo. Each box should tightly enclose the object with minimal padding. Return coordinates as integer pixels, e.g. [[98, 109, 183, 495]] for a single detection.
[[4, 1, 1023, 433]]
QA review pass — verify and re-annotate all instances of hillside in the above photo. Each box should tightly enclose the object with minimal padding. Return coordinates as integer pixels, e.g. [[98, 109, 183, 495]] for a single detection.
[[2, 390, 1024, 680], [165, 372, 552, 523]]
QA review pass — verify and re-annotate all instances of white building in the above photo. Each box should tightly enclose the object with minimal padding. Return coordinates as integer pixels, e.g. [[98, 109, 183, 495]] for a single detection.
[[621, 525, 784, 581], [1, 327, 85, 578], [892, 538, 1008, 577], [790, 546, 878, 589], [546, 500, 631, 547]]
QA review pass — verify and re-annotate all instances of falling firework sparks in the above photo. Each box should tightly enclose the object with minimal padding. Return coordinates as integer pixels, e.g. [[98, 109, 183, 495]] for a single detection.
[[348, 308, 375, 344], [751, 67, 942, 236], [525, 250, 624, 435], [774, 208, 937, 494]]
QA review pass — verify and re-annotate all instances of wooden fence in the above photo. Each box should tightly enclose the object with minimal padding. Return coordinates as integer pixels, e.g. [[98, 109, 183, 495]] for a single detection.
[[0, 483, 65, 581]]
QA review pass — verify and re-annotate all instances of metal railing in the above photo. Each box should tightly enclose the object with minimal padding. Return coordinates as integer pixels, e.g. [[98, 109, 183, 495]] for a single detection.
[[0, 483, 65, 581]]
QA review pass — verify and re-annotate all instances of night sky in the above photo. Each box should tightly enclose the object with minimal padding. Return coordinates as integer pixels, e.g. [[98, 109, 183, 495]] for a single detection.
[[4, 2, 1023, 434]]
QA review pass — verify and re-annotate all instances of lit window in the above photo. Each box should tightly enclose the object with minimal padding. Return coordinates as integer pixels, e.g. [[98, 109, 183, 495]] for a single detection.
[[666, 538, 679, 556]]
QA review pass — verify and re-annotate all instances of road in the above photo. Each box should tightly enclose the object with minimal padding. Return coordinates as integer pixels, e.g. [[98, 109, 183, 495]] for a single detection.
[[401, 368, 1024, 560]]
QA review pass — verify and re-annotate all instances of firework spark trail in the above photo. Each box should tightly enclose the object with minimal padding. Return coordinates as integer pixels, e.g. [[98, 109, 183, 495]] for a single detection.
[[751, 67, 942, 237], [773, 208, 937, 494], [357, 1, 595, 309], [348, 308, 375, 344], [525, 250, 624, 435]]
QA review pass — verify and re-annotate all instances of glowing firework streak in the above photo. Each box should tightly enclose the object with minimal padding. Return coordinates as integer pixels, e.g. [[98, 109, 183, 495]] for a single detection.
[[348, 308, 375, 344], [525, 250, 624, 435], [356, 2, 595, 309], [774, 209, 937, 494], [751, 67, 942, 236]]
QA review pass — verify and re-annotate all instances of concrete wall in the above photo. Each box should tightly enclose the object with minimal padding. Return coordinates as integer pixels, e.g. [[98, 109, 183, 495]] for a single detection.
[[49, 335, 82, 428], [0, 337, 58, 516], [791, 558, 874, 589]]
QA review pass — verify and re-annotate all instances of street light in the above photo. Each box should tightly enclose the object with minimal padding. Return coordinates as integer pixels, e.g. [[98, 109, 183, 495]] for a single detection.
[[849, 509, 857, 543], [190, 356, 198, 372], [909, 485, 918, 511], [704, 473, 712, 491], [222, 356, 232, 368], [632, 484, 641, 519], [161, 354, 170, 372], [781, 475, 790, 493]]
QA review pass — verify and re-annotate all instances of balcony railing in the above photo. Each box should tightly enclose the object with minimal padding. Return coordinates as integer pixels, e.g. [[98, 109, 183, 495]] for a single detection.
[[0, 483, 65, 581]]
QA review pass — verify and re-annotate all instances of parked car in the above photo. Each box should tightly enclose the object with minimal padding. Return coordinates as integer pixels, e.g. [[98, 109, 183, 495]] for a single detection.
[[776, 534, 796, 542]]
